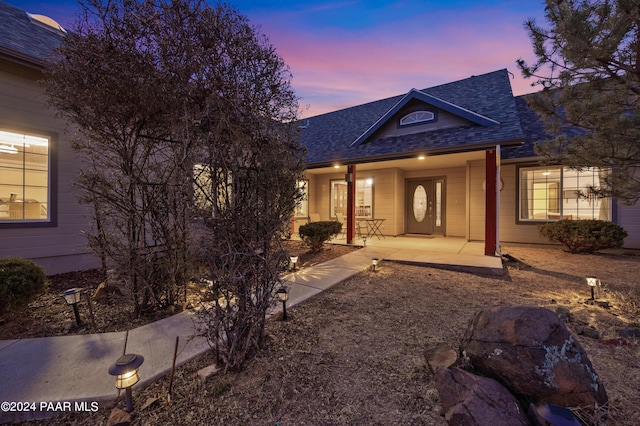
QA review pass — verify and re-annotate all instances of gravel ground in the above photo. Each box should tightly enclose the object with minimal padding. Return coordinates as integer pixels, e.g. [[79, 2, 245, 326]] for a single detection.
[[7, 243, 640, 425]]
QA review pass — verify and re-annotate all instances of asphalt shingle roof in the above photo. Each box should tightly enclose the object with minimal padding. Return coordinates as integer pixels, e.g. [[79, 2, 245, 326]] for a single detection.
[[300, 69, 527, 167], [0, 0, 64, 67]]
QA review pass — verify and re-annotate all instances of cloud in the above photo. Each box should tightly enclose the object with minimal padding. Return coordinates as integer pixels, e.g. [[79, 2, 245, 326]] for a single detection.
[[262, 5, 542, 116]]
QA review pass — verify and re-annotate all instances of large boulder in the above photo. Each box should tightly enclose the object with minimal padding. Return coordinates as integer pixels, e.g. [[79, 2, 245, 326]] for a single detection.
[[460, 305, 607, 408], [435, 367, 530, 426]]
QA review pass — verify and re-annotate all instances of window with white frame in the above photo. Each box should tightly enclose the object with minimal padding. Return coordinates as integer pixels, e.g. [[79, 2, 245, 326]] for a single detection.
[[330, 178, 374, 219], [0, 129, 51, 223], [294, 179, 308, 217], [399, 110, 436, 126], [518, 165, 610, 221]]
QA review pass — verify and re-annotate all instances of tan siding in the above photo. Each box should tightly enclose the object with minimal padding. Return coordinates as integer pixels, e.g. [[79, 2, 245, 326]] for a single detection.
[[0, 60, 99, 274], [618, 203, 640, 249], [467, 160, 485, 240]]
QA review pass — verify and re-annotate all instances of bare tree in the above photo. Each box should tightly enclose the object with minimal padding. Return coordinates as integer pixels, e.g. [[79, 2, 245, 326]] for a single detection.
[[44, 0, 305, 368]]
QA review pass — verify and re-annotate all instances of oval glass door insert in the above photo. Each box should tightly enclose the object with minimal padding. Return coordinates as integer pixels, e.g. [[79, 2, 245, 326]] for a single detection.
[[413, 185, 427, 223]]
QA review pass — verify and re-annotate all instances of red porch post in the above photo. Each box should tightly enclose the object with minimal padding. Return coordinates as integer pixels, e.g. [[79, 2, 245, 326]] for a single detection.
[[484, 148, 499, 255], [346, 165, 356, 244]]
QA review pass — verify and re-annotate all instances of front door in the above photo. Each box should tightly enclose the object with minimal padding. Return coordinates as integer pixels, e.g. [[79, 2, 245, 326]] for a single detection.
[[406, 178, 445, 235]]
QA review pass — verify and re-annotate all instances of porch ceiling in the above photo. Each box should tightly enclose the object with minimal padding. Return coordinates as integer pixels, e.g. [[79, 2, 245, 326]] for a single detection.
[[305, 150, 486, 175]]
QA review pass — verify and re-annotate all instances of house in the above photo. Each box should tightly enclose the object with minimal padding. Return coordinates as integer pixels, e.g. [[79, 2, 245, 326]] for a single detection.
[[295, 69, 640, 252], [2, 2, 638, 277], [0, 0, 101, 274]]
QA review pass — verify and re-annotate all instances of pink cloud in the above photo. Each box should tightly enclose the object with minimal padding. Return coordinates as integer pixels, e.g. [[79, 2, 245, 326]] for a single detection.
[[259, 5, 543, 117]]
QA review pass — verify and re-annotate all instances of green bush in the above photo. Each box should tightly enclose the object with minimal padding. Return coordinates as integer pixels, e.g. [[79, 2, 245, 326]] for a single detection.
[[299, 221, 342, 252], [538, 219, 628, 254], [0, 257, 47, 314]]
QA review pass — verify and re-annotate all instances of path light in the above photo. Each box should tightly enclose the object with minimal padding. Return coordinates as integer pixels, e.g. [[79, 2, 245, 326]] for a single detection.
[[362, 235, 367, 247], [108, 353, 144, 413], [61, 288, 83, 326], [276, 285, 289, 320], [372, 258, 379, 272], [586, 277, 601, 300], [289, 256, 298, 271]]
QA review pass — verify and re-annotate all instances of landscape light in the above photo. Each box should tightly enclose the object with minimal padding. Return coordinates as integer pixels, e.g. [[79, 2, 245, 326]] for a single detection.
[[61, 288, 83, 326], [586, 277, 601, 300], [372, 258, 379, 272], [290, 256, 298, 271], [108, 353, 144, 413], [276, 286, 289, 320]]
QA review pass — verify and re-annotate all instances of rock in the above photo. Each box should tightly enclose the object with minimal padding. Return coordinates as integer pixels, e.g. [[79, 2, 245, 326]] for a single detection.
[[435, 367, 530, 426], [618, 328, 640, 339], [528, 403, 581, 426], [107, 407, 131, 426], [197, 364, 221, 380], [581, 325, 601, 340], [555, 306, 572, 323], [94, 281, 124, 303], [424, 343, 458, 374], [93, 282, 109, 302], [141, 397, 160, 411], [460, 305, 608, 409]]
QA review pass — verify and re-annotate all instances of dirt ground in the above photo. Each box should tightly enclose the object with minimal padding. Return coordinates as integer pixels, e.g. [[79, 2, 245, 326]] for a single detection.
[[5, 243, 640, 425], [0, 240, 354, 340]]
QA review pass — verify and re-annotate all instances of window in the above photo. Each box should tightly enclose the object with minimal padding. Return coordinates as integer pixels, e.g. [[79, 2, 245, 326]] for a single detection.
[[0, 129, 52, 224], [193, 164, 236, 216], [518, 166, 610, 222], [399, 110, 436, 126], [330, 178, 374, 219], [294, 180, 308, 217]]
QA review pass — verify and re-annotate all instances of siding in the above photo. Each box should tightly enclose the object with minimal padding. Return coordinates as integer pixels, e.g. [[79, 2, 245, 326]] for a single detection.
[[0, 60, 100, 274], [467, 160, 486, 240], [617, 202, 640, 249]]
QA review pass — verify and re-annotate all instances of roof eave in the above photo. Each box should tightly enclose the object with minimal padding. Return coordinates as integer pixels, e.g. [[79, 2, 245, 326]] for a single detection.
[[306, 138, 525, 169], [0, 46, 45, 70]]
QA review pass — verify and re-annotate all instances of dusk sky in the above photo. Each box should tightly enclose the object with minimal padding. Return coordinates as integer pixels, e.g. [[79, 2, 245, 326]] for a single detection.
[[10, 0, 547, 117]]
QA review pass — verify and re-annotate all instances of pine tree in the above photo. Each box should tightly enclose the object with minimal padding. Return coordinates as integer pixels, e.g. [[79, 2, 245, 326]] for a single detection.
[[518, 0, 640, 204]]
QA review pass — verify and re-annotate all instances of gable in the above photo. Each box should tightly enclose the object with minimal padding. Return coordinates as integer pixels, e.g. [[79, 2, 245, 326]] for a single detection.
[[300, 69, 525, 167], [367, 98, 475, 141], [350, 87, 500, 147]]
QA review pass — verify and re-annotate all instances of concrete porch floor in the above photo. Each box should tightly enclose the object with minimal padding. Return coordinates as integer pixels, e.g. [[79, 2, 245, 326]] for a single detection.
[[305, 234, 504, 276]]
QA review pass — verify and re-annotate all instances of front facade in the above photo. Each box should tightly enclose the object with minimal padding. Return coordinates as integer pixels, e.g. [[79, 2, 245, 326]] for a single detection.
[[2, 1, 639, 277], [0, 1, 101, 274], [295, 69, 640, 251]]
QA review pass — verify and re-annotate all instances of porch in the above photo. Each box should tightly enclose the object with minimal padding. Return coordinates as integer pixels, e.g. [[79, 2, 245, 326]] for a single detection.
[[290, 234, 504, 276], [330, 235, 504, 275]]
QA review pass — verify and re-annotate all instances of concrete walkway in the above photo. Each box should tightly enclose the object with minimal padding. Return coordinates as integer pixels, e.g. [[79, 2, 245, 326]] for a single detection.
[[0, 240, 502, 423]]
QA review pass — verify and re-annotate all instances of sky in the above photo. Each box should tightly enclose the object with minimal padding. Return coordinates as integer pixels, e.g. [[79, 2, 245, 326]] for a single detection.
[[9, 0, 548, 118]]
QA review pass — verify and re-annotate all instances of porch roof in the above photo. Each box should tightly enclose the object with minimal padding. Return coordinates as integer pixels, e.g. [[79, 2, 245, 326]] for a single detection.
[[299, 69, 527, 168]]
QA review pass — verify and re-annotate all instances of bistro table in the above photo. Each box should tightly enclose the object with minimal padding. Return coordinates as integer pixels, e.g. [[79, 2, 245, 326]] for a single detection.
[[357, 218, 386, 239]]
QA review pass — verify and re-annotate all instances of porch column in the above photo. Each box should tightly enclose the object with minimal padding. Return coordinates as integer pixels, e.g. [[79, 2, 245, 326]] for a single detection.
[[346, 165, 356, 244], [484, 147, 500, 255]]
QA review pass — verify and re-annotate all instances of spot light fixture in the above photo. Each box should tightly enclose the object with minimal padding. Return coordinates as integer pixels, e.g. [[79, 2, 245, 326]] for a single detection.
[[108, 353, 144, 413], [61, 288, 83, 326], [586, 277, 601, 300], [290, 256, 298, 271], [276, 285, 289, 320]]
